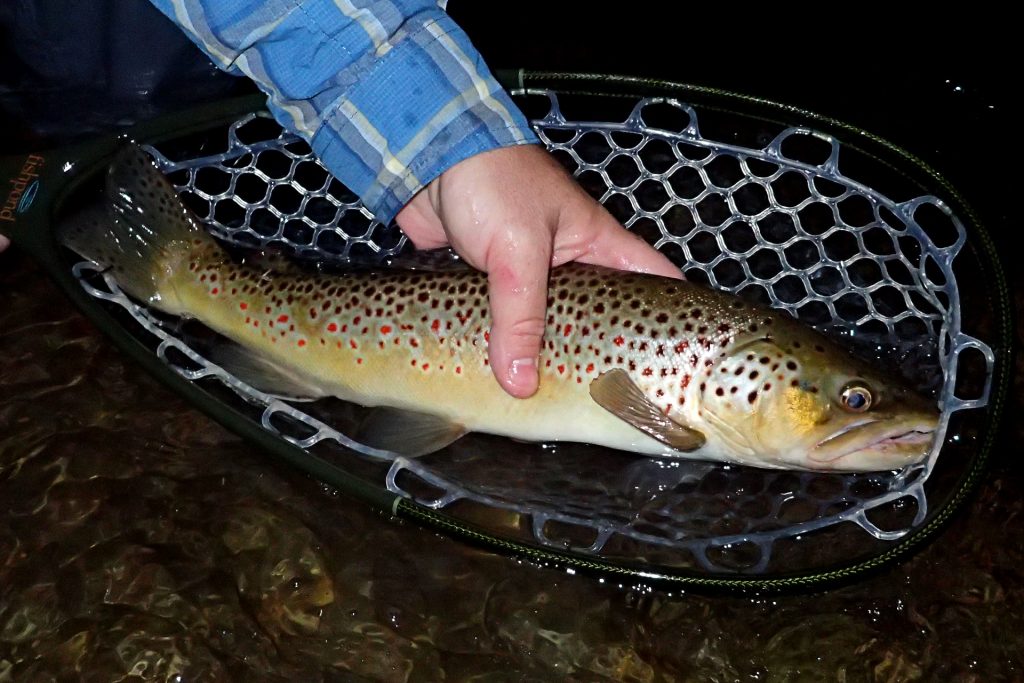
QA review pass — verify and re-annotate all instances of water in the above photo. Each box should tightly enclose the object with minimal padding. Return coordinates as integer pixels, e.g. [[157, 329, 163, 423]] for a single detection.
[[2, 248, 1021, 681]]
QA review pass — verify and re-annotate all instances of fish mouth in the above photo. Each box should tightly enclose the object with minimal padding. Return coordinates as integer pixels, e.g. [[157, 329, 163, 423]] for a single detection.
[[810, 418, 936, 466]]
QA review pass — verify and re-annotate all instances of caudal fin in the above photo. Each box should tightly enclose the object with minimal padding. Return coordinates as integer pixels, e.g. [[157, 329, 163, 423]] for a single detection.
[[60, 144, 213, 307]]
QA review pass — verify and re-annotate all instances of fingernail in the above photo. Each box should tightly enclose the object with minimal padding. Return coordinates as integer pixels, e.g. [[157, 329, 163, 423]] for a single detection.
[[507, 357, 538, 396]]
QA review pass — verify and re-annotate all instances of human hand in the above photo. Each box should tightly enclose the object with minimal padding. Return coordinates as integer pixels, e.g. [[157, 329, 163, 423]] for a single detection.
[[0, 235, 9, 253], [395, 144, 683, 399]]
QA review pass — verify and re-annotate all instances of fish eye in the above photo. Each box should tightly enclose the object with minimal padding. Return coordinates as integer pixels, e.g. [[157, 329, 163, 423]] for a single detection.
[[840, 382, 873, 412]]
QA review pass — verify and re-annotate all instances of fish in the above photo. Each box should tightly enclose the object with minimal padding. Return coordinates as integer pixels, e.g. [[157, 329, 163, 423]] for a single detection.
[[61, 145, 941, 472]]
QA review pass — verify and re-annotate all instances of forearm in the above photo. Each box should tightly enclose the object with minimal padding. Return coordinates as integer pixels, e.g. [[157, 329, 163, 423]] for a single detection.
[[148, 0, 539, 223]]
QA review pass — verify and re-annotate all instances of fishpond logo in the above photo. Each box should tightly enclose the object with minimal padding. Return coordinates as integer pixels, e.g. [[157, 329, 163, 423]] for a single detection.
[[1, 154, 46, 222]]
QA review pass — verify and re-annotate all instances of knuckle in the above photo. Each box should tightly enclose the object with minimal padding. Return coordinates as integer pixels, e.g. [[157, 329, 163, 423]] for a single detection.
[[501, 316, 547, 344]]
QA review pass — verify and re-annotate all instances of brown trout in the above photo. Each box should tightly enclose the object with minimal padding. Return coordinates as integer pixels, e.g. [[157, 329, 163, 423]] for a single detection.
[[62, 146, 940, 472]]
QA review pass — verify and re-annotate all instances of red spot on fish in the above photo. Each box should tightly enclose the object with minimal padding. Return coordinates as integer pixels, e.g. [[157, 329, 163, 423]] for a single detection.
[[278, 314, 289, 324], [613, 336, 625, 347], [484, 331, 490, 342], [211, 287, 219, 295], [586, 363, 595, 373], [642, 368, 653, 376], [357, 358, 363, 364], [563, 324, 573, 337], [431, 320, 440, 332], [558, 364, 566, 374], [456, 366, 462, 374], [381, 325, 392, 335], [327, 322, 338, 333], [239, 302, 248, 311], [297, 339, 306, 347], [350, 340, 358, 349], [422, 363, 430, 371]]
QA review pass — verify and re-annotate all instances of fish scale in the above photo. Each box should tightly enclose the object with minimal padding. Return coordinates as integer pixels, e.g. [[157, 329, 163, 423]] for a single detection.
[[186, 246, 791, 409], [61, 145, 940, 471]]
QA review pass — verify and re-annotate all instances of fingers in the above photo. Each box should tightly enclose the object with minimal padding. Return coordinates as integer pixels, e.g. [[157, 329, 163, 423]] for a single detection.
[[564, 199, 683, 280], [0, 234, 9, 253], [394, 188, 448, 250], [484, 236, 553, 398]]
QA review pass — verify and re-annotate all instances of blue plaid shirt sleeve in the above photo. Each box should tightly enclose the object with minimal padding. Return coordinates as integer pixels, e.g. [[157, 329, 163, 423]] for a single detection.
[[147, 0, 540, 223]]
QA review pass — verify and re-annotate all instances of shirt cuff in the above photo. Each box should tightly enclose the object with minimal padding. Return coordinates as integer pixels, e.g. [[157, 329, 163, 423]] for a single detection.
[[148, 1, 540, 224], [305, 11, 540, 224]]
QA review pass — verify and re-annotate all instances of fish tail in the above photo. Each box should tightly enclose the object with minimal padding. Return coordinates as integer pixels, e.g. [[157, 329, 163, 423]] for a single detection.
[[60, 145, 215, 309]]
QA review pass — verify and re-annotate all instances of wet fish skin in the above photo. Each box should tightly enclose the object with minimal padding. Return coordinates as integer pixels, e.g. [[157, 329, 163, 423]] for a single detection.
[[60, 146, 940, 472]]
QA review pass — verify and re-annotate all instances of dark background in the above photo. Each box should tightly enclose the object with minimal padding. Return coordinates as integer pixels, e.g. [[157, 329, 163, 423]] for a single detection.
[[1, 3, 1013, 241]]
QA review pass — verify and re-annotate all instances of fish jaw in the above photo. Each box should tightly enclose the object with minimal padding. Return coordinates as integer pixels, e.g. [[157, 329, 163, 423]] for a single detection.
[[806, 416, 938, 472]]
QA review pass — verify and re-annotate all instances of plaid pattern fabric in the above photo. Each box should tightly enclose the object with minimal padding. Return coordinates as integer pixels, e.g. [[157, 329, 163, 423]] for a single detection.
[[149, 0, 539, 222]]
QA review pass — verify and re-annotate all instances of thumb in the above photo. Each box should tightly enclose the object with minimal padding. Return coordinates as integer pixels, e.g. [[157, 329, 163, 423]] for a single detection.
[[485, 238, 553, 398]]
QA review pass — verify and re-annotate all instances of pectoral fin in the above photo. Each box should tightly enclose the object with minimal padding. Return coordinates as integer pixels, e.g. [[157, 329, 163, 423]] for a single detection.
[[355, 407, 467, 457], [589, 369, 706, 451]]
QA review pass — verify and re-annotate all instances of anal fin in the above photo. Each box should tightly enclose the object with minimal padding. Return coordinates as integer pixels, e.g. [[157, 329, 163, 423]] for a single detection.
[[209, 341, 327, 401], [355, 407, 467, 457]]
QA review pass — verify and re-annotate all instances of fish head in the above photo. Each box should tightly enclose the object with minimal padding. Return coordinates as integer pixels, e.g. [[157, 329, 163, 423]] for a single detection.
[[698, 324, 941, 472]]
